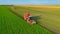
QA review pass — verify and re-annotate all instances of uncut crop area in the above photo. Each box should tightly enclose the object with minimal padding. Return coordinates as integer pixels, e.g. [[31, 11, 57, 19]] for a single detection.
[[9, 6, 60, 34], [0, 6, 54, 34]]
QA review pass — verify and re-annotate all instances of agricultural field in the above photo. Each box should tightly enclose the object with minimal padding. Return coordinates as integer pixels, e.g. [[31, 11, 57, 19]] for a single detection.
[[0, 6, 54, 34], [28, 6, 60, 8], [9, 6, 60, 34]]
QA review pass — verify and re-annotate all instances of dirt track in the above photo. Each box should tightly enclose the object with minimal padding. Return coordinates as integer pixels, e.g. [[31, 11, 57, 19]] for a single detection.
[[40, 23, 60, 34]]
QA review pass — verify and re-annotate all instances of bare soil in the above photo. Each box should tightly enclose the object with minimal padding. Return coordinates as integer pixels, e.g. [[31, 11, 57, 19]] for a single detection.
[[40, 23, 60, 34]]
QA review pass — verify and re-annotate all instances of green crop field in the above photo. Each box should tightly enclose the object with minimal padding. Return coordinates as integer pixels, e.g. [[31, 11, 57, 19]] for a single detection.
[[9, 6, 60, 34], [0, 6, 54, 34]]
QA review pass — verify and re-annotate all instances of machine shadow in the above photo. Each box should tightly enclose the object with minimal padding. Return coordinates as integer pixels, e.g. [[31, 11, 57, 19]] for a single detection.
[[30, 16, 41, 24]]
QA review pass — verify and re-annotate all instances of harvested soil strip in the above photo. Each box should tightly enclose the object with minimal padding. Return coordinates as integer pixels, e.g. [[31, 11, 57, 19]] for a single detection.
[[40, 23, 60, 34]]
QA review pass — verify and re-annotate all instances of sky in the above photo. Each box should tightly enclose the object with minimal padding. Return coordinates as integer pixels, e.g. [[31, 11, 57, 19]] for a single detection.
[[0, 0, 60, 5]]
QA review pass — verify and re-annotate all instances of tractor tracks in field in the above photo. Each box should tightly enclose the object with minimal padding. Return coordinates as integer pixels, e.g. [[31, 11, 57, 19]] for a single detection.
[[40, 23, 60, 34], [7, 7, 24, 20]]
